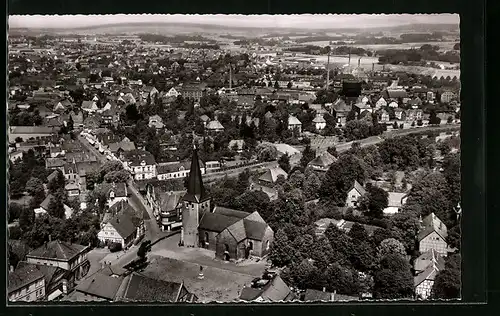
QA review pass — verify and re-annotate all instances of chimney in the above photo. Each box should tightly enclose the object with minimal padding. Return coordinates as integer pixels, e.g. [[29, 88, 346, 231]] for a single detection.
[[332, 290, 337, 302], [48, 235, 52, 242], [322, 287, 326, 292]]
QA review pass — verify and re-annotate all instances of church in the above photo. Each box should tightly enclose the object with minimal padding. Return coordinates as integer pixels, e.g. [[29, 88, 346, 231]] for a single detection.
[[180, 145, 274, 261]]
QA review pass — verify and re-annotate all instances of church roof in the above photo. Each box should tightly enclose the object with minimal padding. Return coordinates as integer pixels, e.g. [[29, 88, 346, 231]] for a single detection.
[[182, 147, 209, 203]]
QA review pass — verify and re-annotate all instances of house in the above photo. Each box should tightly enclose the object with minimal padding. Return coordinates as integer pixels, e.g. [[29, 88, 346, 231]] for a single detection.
[[180, 146, 274, 260], [414, 249, 446, 274], [165, 87, 181, 98], [97, 212, 137, 248], [9, 126, 56, 143], [120, 273, 198, 302], [148, 115, 164, 129], [302, 288, 359, 302], [408, 97, 423, 108], [156, 160, 206, 181], [108, 138, 137, 159], [440, 91, 456, 103], [394, 108, 406, 120], [312, 114, 326, 130], [65, 181, 80, 202], [379, 109, 390, 122], [199, 114, 210, 126], [414, 259, 444, 300], [123, 150, 157, 180], [34, 194, 73, 219], [101, 182, 129, 208], [331, 98, 351, 126], [418, 213, 448, 257], [383, 89, 408, 100], [406, 109, 423, 122], [354, 102, 372, 114], [105, 200, 145, 237], [73, 268, 124, 302], [9, 150, 23, 163], [8, 264, 46, 302], [26, 240, 90, 293], [258, 166, 288, 184], [383, 192, 408, 216], [239, 273, 295, 302], [145, 186, 184, 231], [345, 180, 366, 208], [205, 120, 225, 133], [15, 261, 67, 301], [314, 218, 341, 237], [307, 151, 337, 172], [228, 139, 245, 153], [388, 101, 399, 108], [181, 84, 206, 101], [81, 101, 99, 113], [288, 115, 302, 133]]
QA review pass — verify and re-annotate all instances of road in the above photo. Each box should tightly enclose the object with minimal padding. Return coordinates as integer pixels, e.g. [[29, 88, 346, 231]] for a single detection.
[[127, 180, 163, 241], [77, 134, 108, 164]]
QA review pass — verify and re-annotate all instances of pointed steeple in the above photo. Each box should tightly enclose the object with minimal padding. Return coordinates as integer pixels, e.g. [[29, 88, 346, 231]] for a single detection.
[[183, 143, 208, 203]]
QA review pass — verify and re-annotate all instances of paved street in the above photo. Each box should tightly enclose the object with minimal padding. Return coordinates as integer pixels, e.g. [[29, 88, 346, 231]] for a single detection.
[[77, 134, 107, 164]]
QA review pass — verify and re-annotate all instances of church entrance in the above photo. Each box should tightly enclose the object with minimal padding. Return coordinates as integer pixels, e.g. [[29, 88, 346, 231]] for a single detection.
[[223, 244, 230, 261], [245, 241, 253, 259]]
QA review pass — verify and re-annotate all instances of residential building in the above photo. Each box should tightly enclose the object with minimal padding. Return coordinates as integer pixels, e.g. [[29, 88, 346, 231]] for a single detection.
[[120, 273, 198, 302], [8, 264, 46, 302], [258, 166, 288, 185], [418, 213, 448, 257], [165, 87, 181, 98], [307, 151, 337, 172], [148, 115, 165, 129], [345, 180, 366, 208], [26, 240, 90, 292], [288, 115, 302, 133], [205, 120, 225, 133], [330, 98, 351, 126], [97, 212, 137, 248], [123, 150, 157, 180], [440, 91, 456, 103], [156, 160, 206, 181], [9, 126, 56, 143], [312, 114, 326, 130], [383, 192, 408, 216], [414, 261, 444, 300]]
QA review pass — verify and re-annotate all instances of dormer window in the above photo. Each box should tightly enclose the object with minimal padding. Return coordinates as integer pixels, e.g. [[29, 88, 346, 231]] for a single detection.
[[141, 160, 146, 166]]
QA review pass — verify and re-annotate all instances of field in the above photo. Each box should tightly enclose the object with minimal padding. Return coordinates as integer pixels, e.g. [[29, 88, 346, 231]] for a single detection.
[[301, 41, 458, 51]]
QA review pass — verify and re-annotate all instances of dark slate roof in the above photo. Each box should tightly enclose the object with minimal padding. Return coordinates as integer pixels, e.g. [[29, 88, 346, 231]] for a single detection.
[[108, 200, 143, 226], [108, 213, 137, 239], [239, 287, 263, 301], [124, 150, 156, 166], [8, 263, 45, 293], [75, 272, 124, 300], [28, 240, 88, 262], [198, 212, 241, 233], [122, 273, 183, 302], [243, 219, 268, 241], [414, 263, 440, 287], [182, 147, 209, 203], [332, 98, 351, 112], [308, 151, 337, 168], [102, 182, 128, 198], [303, 289, 359, 302], [241, 275, 294, 302], [418, 212, 448, 241], [213, 207, 249, 219], [16, 261, 61, 286], [414, 249, 446, 273], [350, 180, 367, 196]]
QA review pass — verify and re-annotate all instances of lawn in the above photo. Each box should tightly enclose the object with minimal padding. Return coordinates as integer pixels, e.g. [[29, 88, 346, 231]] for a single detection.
[[142, 256, 255, 303]]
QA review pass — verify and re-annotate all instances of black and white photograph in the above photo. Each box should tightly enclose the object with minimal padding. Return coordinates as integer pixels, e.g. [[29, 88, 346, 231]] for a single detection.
[[7, 13, 461, 304]]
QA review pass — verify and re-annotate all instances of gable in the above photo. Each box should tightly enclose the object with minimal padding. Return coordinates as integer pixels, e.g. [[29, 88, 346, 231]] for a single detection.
[[421, 231, 446, 244]]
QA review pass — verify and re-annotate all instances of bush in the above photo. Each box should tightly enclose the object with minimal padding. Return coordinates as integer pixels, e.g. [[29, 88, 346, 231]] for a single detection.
[[109, 242, 123, 252], [8, 225, 22, 240]]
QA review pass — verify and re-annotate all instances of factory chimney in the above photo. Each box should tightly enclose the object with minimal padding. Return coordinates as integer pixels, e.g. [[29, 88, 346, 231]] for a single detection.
[[326, 51, 331, 89], [358, 57, 361, 68]]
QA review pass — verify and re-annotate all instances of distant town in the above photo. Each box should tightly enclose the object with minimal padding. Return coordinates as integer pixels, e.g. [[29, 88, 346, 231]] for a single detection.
[[8, 15, 461, 303]]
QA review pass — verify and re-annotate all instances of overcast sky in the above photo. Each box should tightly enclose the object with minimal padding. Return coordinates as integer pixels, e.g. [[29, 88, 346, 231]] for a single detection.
[[9, 14, 459, 29]]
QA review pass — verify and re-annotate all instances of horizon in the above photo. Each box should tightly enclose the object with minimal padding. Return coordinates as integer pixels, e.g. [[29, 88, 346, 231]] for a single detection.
[[9, 14, 459, 30]]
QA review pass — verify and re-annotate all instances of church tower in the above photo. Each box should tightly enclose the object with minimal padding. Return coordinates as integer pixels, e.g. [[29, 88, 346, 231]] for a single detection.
[[180, 142, 211, 247]]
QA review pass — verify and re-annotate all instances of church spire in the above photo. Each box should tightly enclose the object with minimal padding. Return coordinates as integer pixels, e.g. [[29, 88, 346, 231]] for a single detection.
[[183, 141, 208, 203]]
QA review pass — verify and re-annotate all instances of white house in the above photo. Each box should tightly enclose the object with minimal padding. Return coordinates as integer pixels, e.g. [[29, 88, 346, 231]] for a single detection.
[[102, 182, 129, 208], [418, 213, 448, 257], [81, 101, 99, 113], [375, 97, 387, 108], [123, 150, 157, 181], [383, 192, 408, 215], [165, 87, 181, 98], [312, 114, 326, 130], [288, 115, 302, 133], [388, 101, 399, 108], [156, 160, 206, 181], [345, 180, 366, 208], [97, 214, 137, 248], [414, 258, 444, 300]]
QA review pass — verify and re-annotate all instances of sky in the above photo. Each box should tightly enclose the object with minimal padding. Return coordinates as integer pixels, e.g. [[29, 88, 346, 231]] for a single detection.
[[8, 14, 459, 29]]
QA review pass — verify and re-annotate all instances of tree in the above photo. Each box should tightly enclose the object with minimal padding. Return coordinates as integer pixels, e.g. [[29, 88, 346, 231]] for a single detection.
[[327, 146, 338, 157], [25, 177, 45, 206], [287, 81, 293, 89], [429, 111, 441, 125], [324, 224, 352, 265], [373, 254, 414, 299], [442, 153, 461, 206], [270, 229, 295, 267], [378, 238, 407, 259], [278, 154, 291, 174], [323, 264, 361, 295], [8, 203, 23, 223], [256, 144, 278, 162], [300, 145, 316, 169], [431, 254, 461, 299], [319, 154, 368, 206], [284, 259, 321, 290], [274, 81, 280, 89], [104, 170, 130, 183], [303, 172, 322, 201], [47, 170, 66, 195], [67, 115, 74, 131], [47, 195, 65, 219], [19, 207, 35, 232], [361, 185, 389, 218], [447, 224, 461, 250], [234, 190, 271, 217]]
